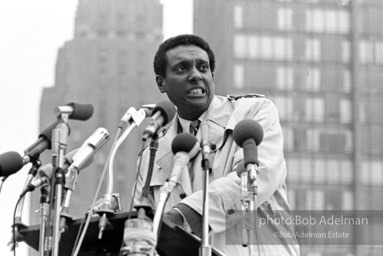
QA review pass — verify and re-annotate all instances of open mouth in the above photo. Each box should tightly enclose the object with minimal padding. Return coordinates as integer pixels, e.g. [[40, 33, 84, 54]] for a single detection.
[[187, 88, 205, 96]]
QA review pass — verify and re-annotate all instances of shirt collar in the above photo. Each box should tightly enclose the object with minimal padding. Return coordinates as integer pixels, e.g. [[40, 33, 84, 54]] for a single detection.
[[177, 112, 207, 133]]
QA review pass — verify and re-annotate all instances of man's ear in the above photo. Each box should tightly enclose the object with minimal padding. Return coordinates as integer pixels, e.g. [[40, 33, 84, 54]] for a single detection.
[[156, 75, 166, 93]]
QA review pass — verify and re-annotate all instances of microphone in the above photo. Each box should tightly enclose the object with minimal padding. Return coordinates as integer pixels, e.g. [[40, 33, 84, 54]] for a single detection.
[[25, 164, 53, 193], [233, 119, 264, 246], [60, 128, 110, 233], [0, 121, 61, 177], [67, 127, 110, 172], [54, 102, 94, 121], [18, 145, 97, 197], [142, 101, 176, 141], [169, 133, 200, 185], [152, 133, 200, 237], [64, 127, 109, 193], [233, 119, 264, 168], [119, 104, 154, 127], [0, 152, 24, 177]]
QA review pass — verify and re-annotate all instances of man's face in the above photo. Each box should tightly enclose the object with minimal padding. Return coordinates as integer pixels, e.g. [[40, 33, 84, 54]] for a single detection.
[[156, 45, 215, 120]]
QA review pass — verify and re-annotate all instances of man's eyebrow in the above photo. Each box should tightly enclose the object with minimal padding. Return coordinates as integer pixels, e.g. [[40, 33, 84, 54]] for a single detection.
[[171, 58, 209, 67], [170, 59, 191, 67]]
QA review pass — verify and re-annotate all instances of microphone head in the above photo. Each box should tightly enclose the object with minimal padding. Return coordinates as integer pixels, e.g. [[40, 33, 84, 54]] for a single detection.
[[37, 164, 53, 179], [38, 121, 59, 149], [0, 151, 24, 177], [152, 101, 176, 125], [233, 119, 264, 147], [66, 102, 94, 121], [171, 133, 199, 155]]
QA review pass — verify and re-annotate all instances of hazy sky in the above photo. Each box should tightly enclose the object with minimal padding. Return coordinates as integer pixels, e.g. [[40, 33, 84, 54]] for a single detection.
[[0, 0, 192, 255]]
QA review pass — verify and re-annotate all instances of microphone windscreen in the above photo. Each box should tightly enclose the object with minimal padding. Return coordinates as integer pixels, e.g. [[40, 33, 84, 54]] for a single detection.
[[152, 100, 176, 125], [67, 102, 94, 121], [233, 119, 264, 147], [37, 164, 54, 179], [38, 121, 59, 149], [65, 148, 94, 171], [0, 151, 24, 177], [171, 133, 198, 154]]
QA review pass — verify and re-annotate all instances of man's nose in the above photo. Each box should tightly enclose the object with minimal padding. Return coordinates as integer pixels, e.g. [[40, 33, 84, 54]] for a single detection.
[[188, 67, 202, 82]]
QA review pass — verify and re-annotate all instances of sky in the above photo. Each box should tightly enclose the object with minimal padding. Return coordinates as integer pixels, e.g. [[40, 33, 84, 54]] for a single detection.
[[0, 0, 192, 255]]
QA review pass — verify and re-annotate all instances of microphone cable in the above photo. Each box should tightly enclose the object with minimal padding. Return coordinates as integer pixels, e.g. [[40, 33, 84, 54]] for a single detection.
[[128, 139, 147, 214], [11, 193, 26, 256]]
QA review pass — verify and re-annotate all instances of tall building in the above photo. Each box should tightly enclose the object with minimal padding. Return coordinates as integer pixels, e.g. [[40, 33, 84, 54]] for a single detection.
[[32, 0, 165, 227], [194, 0, 383, 255]]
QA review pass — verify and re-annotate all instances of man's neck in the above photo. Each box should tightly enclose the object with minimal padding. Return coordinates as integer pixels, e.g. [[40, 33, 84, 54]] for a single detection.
[[178, 110, 204, 121]]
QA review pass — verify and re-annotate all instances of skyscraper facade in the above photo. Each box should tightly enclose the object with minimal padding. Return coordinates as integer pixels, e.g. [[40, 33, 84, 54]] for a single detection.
[[34, 0, 165, 226], [194, 0, 383, 255]]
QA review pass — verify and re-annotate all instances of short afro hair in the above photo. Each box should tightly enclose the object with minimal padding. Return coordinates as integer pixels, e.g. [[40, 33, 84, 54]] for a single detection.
[[153, 34, 215, 77]]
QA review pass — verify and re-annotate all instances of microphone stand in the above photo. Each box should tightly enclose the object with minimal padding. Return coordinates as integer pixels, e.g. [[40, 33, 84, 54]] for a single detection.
[[200, 120, 212, 256], [97, 108, 145, 239], [247, 163, 261, 256], [200, 154, 212, 256], [39, 185, 50, 256], [241, 163, 260, 256], [48, 111, 70, 256]]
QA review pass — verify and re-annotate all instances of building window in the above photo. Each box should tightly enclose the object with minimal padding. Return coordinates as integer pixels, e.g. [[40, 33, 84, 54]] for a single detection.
[[376, 41, 383, 64], [305, 68, 320, 91], [277, 7, 293, 30], [342, 40, 351, 63], [248, 35, 259, 58], [234, 35, 292, 60], [340, 98, 352, 123], [282, 127, 293, 152], [305, 97, 324, 122], [234, 4, 243, 29], [341, 160, 353, 184], [359, 40, 374, 64], [338, 10, 350, 34], [325, 10, 337, 33], [306, 9, 324, 33], [233, 64, 244, 89], [306, 9, 350, 34], [342, 69, 351, 93], [276, 66, 293, 90], [342, 190, 354, 210], [275, 37, 293, 60], [318, 129, 353, 153], [234, 35, 247, 58], [261, 36, 273, 59], [305, 38, 321, 62], [307, 129, 320, 152], [313, 159, 327, 182], [361, 160, 383, 185], [287, 158, 300, 181], [269, 96, 293, 120], [327, 160, 342, 184], [305, 189, 324, 210]]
